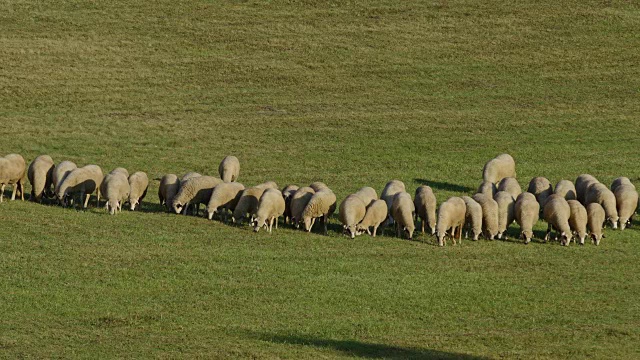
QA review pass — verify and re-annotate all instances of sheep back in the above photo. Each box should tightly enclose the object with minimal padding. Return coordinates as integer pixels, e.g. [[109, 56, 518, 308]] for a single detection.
[[52, 161, 77, 196], [527, 177, 553, 208], [554, 180, 577, 201], [173, 176, 223, 213], [515, 192, 540, 244], [339, 194, 367, 238], [611, 177, 634, 192], [414, 185, 437, 235], [567, 200, 588, 244], [290, 187, 315, 225], [614, 184, 638, 230], [472, 193, 499, 239], [233, 185, 270, 224], [494, 191, 515, 239], [356, 199, 388, 236], [218, 155, 240, 182], [586, 203, 605, 245], [159, 174, 180, 210], [101, 172, 130, 215], [27, 155, 55, 202], [575, 174, 599, 203], [353, 186, 378, 207], [482, 154, 516, 184], [543, 194, 572, 245], [391, 192, 415, 240], [436, 197, 466, 246], [585, 183, 619, 228], [381, 180, 406, 213], [0, 154, 27, 201], [206, 182, 245, 218], [253, 188, 285, 231], [461, 196, 482, 241], [128, 171, 149, 210], [497, 177, 521, 199]]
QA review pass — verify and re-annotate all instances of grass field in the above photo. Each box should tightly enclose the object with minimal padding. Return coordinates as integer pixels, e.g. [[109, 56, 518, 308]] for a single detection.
[[2, 1, 640, 358]]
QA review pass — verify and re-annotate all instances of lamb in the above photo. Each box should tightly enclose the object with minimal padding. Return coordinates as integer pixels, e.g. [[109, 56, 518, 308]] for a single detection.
[[173, 176, 223, 215], [414, 185, 437, 235], [477, 181, 497, 198], [391, 192, 416, 240], [527, 177, 553, 209], [575, 174, 599, 204], [356, 199, 388, 237], [472, 193, 499, 240], [310, 181, 329, 192], [27, 155, 55, 203], [253, 188, 285, 233], [515, 192, 540, 244], [435, 197, 466, 246], [554, 180, 577, 201], [587, 203, 605, 245], [0, 153, 27, 202], [567, 200, 588, 245], [206, 182, 245, 221], [281, 184, 300, 224], [338, 194, 367, 239], [381, 180, 406, 224], [494, 191, 515, 240], [585, 182, 619, 229], [52, 161, 77, 202], [302, 189, 337, 235], [290, 187, 315, 227], [611, 177, 634, 192], [100, 172, 130, 215], [128, 171, 149, 211], [353, 186, 378, 207], [56, 165, 103, 208], [614, 184, 638, 230], [158, 174, 180, 211], [218, 155, 240, 182], [543, 194, 573, 245], [232, 182, 278, 225], [497, 177, 521, 199], [482, 154, 516, 184], [461, 196, 482, 241]]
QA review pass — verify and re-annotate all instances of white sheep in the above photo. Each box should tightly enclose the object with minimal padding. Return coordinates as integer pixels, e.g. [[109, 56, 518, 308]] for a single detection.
[[515, 192, 539, 244], [527, 177, 553, 209], [158, 174, 180, 211], [302, 189, 337, 235], [0, 153, 27, 202], [391, 192, 415, 240], [173, 176, 223, 215], [497, 177, 521, 199], [461, 196, 482, 241], [56, 165, 103, 208], [381, 180, 406, 224], [52, 161, 77, 204], [586, 203, 605, 245], [356, 199, 388, 237], [436, 197, 466, 246], [543, 194, 573, 245], [575, 174, 599, 204], [253, 188, 285, 233], [128, 171, 149, 211], [585, 183, 619, 229], [232, 182, 278, 225], [206, 182, 245, 221], [339, 194, 367, 239], [353, 186, 378, 207], [482, 154, 516, 184], [554, 179, 577, 201], [472, 193, 499, 240], [100, 172, 130, 215], [281, 184, 300, 224], [309, 181, 329, 192], [477, 181, 497, 198], [611, 177, 634, 192], [218, 155, 240, 182], [109, 167, 129, 178], [27, 155, 55, 203], [494, 191, 515, 240], [290, 186, 315, 227], [614, 184, 638, 230], [567, 200, 588, 245], [414, 185, 437, 235], [179, 172, 202, 215]]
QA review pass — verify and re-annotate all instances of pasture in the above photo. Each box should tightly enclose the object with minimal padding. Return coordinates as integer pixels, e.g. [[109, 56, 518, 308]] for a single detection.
[[1, 1, 639, 358]]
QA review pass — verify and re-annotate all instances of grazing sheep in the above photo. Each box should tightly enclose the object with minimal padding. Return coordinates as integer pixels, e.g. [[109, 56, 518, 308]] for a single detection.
[[414, 185, 437, 235], [527, 177, 553, 209], [461, 196, 482, 241], [482, 154, 516, 184], [181, 172, 201, 184], [128, 172, 149, 211], [614, 184, 638, 230], [391, 192, 416, 240], [109, 167, 129, 178], [100, 172, 130, 215], [567, 200, 588, 245], [206, 182, 245, 221], [253, 188, 285, 233], [494, 191, 515, 240], [554, 180, 577, 201], [353, 186, 378, 207], [575, 174, 599, 204], [281, 184, 300, 224], [477, 181, 497, 198], [173, 176, 223, 215], [0, 154, 27, 202], [27, 155, 55, 203], [436, 197, 466, 246], [309, 181, 329, 192], [56, 165, 103, 208], [290, 187, 315, 227], [472, 193, 499, 240], [543, 194, 573, 245], [339, 194, 367, 239], [158, 174, 180, 211], [179, 172, 202, 215], [302, 189, 337, 235], [381, 180, 406, 224], [218, 155, 240, 182], [515, 192, 540, 244], [587, 203, 606, 245], [232, 182, 278, 225], [585, 183, 619, 229], [52, 161, 77, 203], [497, 177, 521, 199], [356, 199, 388, 237], [611, 177, 634, 192]]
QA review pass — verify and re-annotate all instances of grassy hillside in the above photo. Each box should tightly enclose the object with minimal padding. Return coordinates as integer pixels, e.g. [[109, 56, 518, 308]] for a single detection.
[[1, 1, 639, 358]]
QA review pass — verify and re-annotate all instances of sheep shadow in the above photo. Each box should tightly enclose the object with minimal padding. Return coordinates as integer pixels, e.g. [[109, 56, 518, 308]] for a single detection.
[[414, 179, 474, 193]]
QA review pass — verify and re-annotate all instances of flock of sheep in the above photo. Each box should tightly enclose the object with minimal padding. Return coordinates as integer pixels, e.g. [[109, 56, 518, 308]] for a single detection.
[[1, 152, 638, 246]]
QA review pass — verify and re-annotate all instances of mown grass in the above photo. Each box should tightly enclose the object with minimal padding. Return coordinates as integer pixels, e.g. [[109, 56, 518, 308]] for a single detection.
[[1, 1, 640, 358]]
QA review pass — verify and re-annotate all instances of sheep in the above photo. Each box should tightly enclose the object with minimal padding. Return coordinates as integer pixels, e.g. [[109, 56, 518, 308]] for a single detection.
[[436, 197, 466, 246], [482, 154, 516, 184], [100, 172, 130, 215], [339, 194, 367, 239], [461, 196, 482, 241], [281, 184, 300, 224], [181, 172, 201, 184], [381, 180, 406, 224], [206, 182, 245, 221], [567, 200, 588, 245], [109, 167, 129, 178], [353, 186, 378, 207], [302, 189, 337, 235], [477, 181, 497, 198], [543, 194, 573, 245], [290, 187, 315, 227], [0, 154, 27, 202], [497, 177, 521, 199], [614, 184, 638, 230], [27, 155, 55, 203], [173, 176, 223, 215], [56, 165, 103, 208], [52, 161, 77, 203], [414, 185, 437, 235], [587, 203, 605, 245], [554, 180, 577, 201], [611, 177, 634, 192], [494, 191, 515, 240], [515, 192, 540, 244], [128, 172, 149, 211], [218, 155, 240, 182], [575, 174, 599, 204], [253, 188, 285, 233], [356, 199, 388, 237], [232, 182, 278, 225], [309, 181, 329, 192], [585, 182, 619, 229], [178, 172, 203, 215], [472, 193, 499, 240], [527, 177, 553, 209], [158, 174, 180, 211], [391, 192, 416, 240]]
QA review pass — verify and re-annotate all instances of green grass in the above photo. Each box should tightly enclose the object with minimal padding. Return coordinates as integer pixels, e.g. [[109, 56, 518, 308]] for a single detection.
[[2, 0, 640, 358]]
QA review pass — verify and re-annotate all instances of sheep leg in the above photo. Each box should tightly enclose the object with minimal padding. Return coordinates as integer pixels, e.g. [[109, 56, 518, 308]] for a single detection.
[[310, 217, 316, 231], [323, 214, 328, 235], [275, 217, 278, 229], [544, 223, 551, 242], [83, 192, 90, 208], [10, 183, 17, 200], [0, 184, 4, 202], [421, 218, 425, 234], [96, 189, 101, 208], [369, 226, 375, 237]]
